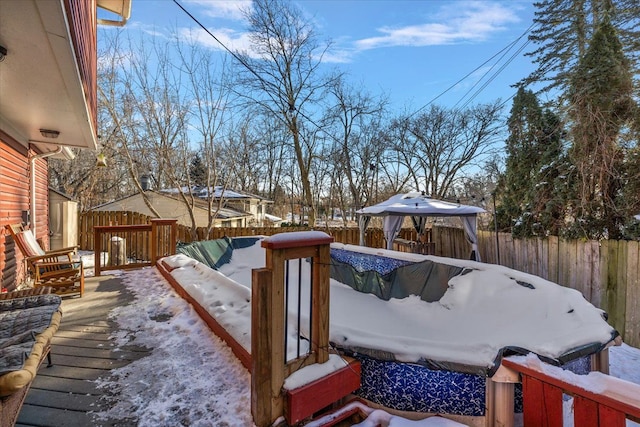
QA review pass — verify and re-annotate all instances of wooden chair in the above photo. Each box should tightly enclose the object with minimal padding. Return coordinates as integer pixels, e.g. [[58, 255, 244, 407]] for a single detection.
[[4, 224, 84, 297]]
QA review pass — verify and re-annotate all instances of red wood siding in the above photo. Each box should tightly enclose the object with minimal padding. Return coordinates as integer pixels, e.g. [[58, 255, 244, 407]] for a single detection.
[[64, 0, 98, 132], [0, 135, 50, 290], [1, 136, 29, 290], [34, 154, 49, 250]]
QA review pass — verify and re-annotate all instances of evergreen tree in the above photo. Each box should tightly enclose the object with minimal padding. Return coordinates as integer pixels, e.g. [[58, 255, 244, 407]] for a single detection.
[[497, 88, 567, 237], [189, 153, 207, 187], [533, 109, 569, 236], [522, 0, 640, 97], [497, 88, 542, 234], [565, 13, 636, 239]]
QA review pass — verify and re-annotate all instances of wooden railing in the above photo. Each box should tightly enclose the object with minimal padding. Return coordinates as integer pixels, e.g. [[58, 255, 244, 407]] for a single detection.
[[251, 231, 333, 426], [78, 211, 422, 250], [93, 219, 177, 276], [501, 356, 640, 427]]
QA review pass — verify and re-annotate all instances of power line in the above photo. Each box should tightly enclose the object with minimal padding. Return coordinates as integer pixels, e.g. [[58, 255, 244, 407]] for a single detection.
[[173, 0, 533, 127], [410, 21, 537, 117], [458, 38, 532, 111], [172, 0, 265, 85]]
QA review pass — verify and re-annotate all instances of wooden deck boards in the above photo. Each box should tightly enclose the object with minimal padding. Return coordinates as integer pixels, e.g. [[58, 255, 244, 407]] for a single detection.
[[15, 274, 150, 427]]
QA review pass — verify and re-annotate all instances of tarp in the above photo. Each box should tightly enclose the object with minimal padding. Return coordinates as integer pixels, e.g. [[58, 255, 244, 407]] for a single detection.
[[356, 192, 486, 261], [176, 236, 260, 270], [330, 248, 464, 302]]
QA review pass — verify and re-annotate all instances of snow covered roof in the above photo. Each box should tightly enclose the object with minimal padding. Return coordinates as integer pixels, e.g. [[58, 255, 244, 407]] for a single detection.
[[162, 186, 272, 202], [264, 213, 283, 222], [357, 192, 485, 217]]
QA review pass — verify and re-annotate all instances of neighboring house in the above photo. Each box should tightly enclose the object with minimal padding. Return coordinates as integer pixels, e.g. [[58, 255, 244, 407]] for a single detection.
[[92, 191, 253, 228], [0, 0, 131, 290], [163, 186, 274, 226]]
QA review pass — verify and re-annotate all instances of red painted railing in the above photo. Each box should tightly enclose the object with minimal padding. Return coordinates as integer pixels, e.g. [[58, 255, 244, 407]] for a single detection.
[[502, 356, 640, 427]]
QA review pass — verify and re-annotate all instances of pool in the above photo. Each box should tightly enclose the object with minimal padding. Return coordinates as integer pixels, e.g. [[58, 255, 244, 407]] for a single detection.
[[167, 236, 618, 419]]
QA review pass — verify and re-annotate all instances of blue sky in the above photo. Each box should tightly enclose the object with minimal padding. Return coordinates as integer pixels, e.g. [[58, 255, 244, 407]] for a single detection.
[[104, 0, 538, 112]]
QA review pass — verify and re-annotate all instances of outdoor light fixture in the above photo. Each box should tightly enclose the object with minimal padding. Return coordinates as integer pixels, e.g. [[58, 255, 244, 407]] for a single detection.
[[96, 152, 107, 167], [39, 129, 60, 139], [0, 46, 7, 62]]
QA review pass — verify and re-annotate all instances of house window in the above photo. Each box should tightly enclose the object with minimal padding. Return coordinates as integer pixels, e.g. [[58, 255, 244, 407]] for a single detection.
[[222, 220, 231, 227]]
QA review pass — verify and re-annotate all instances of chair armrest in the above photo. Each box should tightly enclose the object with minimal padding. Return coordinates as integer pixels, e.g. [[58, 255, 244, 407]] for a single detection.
[[41, 248, 77, 257], [33, 261, 80, 269], [45, 246, 78, 255], [26, 253, 73, 263]]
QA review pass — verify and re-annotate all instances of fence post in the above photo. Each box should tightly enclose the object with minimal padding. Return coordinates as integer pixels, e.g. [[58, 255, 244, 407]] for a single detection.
[[251, 231, 333, 426], [94, 226, 101, 277]]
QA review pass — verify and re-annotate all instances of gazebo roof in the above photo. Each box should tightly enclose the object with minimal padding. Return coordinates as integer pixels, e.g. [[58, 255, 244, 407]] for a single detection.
[[356, 192, 485, 217]]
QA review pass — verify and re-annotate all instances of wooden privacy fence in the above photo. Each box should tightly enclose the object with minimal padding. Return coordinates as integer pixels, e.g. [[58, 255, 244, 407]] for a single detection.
[[476, 230, 640, 348], [78, 211, 639, 346], [78, 211, 420, 250]]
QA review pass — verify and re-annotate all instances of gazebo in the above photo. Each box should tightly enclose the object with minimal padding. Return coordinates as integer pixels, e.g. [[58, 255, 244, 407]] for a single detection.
[[356, 191, 486, 261]]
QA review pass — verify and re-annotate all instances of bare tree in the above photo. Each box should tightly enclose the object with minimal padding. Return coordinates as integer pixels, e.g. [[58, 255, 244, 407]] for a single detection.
[[175, 36, 233, 238], [389, 103, 503, 198], [89, 30, 233, 238], [235, 0, 340, 226], [324, 79, 388, 211]]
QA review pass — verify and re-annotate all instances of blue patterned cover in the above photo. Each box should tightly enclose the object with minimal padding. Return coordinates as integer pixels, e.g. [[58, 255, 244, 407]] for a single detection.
[[354, 354, 592, 416], [330, 248, 414, 275]]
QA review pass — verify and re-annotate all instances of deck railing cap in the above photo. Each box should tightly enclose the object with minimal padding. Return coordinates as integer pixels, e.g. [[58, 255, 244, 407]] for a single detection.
[[261, 231, 333, 250]]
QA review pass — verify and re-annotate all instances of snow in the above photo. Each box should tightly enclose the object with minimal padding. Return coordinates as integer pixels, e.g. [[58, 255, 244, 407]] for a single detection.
[[264, 213, 283, 222], [91, 242, 640, 426], [283, 354, 351, 390], [93, 268, 254, 426], [165, 239, 615, 370]]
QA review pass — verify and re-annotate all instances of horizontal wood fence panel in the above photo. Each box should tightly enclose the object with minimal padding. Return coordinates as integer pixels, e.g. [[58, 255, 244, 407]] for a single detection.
[[79, 211, 639, 347]]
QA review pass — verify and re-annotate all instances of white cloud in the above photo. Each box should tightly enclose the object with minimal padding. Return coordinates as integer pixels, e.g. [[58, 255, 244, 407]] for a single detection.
[[184, 0, 252, 21], [177, 26, 255, 54], [355, 2, 520, 51]]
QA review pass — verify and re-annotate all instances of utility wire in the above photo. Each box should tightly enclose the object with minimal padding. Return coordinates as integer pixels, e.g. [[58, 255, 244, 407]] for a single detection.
[[458, 38, 532, 111], [410, 21, 537, 118], [173, 0, 534, 125], [172, 0, 265, 85], [453, 34, 531, 111]]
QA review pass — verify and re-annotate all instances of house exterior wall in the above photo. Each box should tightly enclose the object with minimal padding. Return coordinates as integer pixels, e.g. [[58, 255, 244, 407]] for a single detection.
[[94, 193, 217, 228], [0, 134, 49, 290], [93, 193, 253, 228], [227, 199, 268, 225]]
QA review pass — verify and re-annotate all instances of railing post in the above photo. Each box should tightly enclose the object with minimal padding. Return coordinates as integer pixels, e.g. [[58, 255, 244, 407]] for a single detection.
[[94, 226, 101, 277], [151, 220, 158, 264], [487, 363, 519, 427], [251, 231, 333, 427]]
